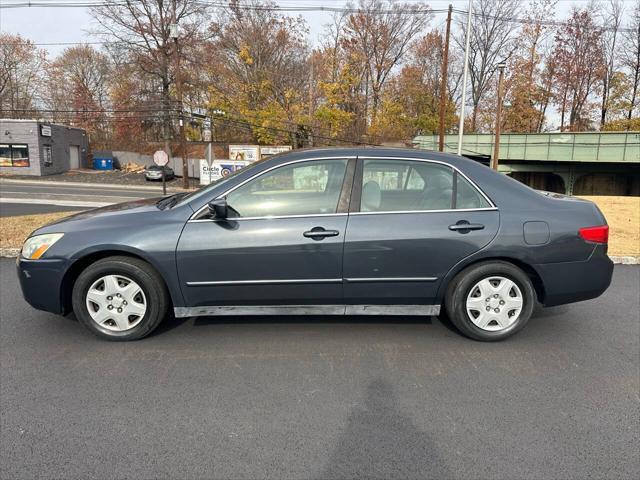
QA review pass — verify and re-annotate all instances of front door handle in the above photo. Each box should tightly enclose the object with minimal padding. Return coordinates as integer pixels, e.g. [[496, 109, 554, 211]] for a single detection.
[[449, 221, 485, 233], [303, 227, 340, 240]]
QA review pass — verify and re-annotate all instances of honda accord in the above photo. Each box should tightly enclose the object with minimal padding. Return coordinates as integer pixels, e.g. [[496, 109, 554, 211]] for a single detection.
[[17, 148, 613, 341]]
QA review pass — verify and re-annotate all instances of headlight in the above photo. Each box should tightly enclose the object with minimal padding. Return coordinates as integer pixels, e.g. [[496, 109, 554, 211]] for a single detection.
[[21, 233, 64, 260]]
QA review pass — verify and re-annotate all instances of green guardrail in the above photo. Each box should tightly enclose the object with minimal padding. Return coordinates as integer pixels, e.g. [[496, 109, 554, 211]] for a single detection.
[[413, 132, 640, 163]]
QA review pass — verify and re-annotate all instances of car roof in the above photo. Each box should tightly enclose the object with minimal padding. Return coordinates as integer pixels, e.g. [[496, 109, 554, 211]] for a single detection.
[[270, 146, 477, 170]]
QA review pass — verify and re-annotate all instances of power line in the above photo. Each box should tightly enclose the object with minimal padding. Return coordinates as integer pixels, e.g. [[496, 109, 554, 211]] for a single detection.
[[451, 8, 637, 33], [0, 1, 445, 13], [1, 3, 634, 38], [1, 107, 379, 146]]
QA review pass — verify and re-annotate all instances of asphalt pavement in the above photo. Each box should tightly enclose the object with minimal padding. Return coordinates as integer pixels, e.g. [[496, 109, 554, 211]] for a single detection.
[[0, 180, 163, 215], [1, 260, 638, 479], [0, 202, 89, 217], [3, 169, 181, 187]]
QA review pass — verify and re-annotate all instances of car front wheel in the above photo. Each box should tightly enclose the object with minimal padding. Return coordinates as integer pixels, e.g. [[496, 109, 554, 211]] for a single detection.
[[444, 261, 536, 341], [72, 256, 169, 341]]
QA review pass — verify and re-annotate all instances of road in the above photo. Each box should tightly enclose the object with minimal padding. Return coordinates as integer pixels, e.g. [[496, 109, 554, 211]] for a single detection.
[[0, 180, 163, 215], [1, 260, 638, 480], [0, 202, 89, 217]]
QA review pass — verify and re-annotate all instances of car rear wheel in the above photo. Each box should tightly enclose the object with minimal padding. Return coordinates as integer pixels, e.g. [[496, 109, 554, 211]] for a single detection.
[[444, 261, 536, 341], [72, 256, 169, 341]]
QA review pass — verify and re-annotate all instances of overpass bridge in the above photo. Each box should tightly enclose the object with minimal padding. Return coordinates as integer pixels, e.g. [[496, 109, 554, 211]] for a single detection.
[[413, 132, 640, 195]]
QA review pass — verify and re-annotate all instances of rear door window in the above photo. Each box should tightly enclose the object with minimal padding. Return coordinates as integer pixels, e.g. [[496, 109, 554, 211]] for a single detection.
[[360, 160, 454, 212]]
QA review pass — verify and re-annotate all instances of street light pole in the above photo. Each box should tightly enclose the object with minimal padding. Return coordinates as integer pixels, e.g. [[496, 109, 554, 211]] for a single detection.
[[457, 0, 473, 156], [491, 62, 507, 171]]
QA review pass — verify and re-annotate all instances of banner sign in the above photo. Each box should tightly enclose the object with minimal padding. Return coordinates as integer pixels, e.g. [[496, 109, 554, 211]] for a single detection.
[[259, 145, 292, 158], [229, 145, 260, 162], [200, 159, 249, 185], [228, 145, 292, 161]]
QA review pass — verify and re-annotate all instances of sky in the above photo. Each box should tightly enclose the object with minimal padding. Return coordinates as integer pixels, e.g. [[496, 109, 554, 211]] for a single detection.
[[0, 0, 613, 57], [1, 0, 637, 131]]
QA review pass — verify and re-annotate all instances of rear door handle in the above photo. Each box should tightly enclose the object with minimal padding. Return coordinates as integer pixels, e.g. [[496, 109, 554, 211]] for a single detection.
[[449, 222, 485, 232], [303, 227, 340, 240]]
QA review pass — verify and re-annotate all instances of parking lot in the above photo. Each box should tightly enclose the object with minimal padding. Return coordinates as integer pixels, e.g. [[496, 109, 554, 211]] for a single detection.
[[1, 259, 638, 479]]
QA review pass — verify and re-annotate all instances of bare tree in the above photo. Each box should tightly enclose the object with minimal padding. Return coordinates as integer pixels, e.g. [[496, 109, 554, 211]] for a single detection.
[[599, 0, 624, 126], [622, 0, 640, 122], [90, 0, 211, 152], [553, 7, 604, 131], [455, 0, 520, 131], [45, 46, 111, 124]]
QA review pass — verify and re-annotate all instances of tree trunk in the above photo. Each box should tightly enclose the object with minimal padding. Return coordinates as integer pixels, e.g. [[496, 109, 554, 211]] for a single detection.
[[600, 77, 608, 127], [560, 88, 567, 131], [471, 103, 478, 132], [629, 38, 640, 122]]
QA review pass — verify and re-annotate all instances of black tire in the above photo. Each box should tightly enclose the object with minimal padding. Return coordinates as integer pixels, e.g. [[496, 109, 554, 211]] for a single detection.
[[72, 256, 169, 341], [444, 261, 536, 341]]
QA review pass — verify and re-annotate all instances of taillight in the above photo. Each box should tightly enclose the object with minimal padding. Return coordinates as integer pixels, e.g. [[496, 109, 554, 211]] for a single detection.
[[579, 225, 609, 244]]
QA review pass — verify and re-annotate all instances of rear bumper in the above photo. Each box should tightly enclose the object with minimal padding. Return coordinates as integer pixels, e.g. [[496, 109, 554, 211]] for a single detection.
[[16, 257, 68, 315], [534, 246, 614, 307]]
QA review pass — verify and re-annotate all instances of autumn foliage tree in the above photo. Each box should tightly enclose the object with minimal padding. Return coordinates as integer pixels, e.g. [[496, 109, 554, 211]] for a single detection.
[[552, 7, 605, 131], [2, 0, 640, 150], [45, 45, 112, 147], [0, 34, 47, 117], [205, 0, 310, 145], [502, 0, 556, 132]]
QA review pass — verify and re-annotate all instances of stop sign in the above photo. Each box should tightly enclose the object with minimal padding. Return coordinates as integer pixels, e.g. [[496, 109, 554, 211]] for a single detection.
[[153, 150, 169, 166]]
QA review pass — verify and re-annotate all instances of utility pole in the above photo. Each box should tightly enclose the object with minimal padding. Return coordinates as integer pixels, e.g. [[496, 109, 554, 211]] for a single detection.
[[308, 60, 314, 148], [457, 0, 473, 155], [171, 1, 189, 190], [491, 62, 507, 171], [438, 4, 453, 152]]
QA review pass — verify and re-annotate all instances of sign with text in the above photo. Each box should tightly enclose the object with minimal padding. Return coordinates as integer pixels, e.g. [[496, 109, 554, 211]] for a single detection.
[[200, 159, 249, 185], [260, 145, 292, 158], [41, 125, 52, 137]]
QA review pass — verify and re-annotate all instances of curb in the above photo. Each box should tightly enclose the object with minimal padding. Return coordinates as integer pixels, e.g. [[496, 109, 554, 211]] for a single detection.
[[609, 256, 640, 265], [0, 178, 195, 192], [2, 247, 638, 264]]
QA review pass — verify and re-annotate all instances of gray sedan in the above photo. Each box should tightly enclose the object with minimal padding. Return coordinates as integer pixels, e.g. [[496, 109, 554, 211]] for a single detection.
[[17, 147, 613, 341], [144, 164, 174, 181]]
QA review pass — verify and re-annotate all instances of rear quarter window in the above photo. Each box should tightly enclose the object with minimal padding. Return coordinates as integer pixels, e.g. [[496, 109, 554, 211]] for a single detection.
[[456, 174, 491, 209]]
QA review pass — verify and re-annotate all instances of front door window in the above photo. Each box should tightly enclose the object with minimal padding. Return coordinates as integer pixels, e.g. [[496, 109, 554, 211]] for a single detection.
[[226, 159, 348, 217]]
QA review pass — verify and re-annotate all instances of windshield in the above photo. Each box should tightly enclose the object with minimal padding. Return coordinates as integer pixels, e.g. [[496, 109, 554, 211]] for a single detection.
[[177, 158, 268, 204]]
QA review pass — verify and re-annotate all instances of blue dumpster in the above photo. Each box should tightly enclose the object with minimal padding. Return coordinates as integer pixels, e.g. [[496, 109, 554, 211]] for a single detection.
[[93, 157, 113, 170]]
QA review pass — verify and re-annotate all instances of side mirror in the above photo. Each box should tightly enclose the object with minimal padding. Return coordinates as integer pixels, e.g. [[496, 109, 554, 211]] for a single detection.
[[208, 198, 228, 219]]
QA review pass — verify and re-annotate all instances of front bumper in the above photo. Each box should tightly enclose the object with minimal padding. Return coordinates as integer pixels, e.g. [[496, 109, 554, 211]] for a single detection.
[[534, 246, 614, 307], [16, 257, 69, 314]]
